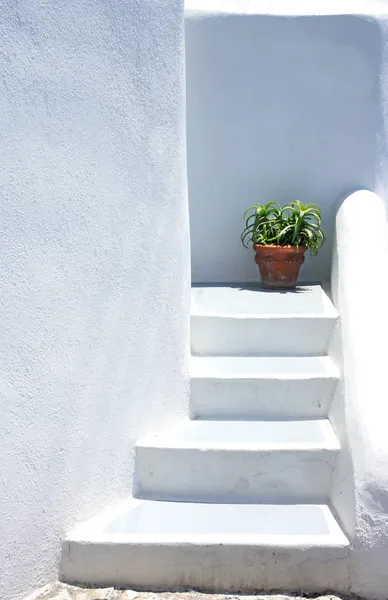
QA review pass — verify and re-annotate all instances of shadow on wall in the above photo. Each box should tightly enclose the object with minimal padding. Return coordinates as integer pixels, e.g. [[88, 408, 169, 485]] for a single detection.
[[186, 14, 381, 283]]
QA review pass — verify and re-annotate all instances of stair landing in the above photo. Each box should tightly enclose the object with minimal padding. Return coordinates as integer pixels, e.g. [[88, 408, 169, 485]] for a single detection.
[[191, 284, 337, 356], [191, 283, 336, 316]]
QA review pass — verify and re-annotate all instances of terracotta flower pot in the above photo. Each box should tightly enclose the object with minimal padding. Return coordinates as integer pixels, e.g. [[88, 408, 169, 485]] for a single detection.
[[254, 244, 307, 289]]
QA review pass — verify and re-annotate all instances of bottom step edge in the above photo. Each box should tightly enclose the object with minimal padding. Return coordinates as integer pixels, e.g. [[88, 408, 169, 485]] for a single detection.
[[61, 541, 350, 593], [60, 500, 350, 592]]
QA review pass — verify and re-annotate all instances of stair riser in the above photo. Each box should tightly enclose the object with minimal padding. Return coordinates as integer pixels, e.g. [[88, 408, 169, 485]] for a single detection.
[[61, 540, 349, 592], [135, 447, 337, 502], [191, 315, 336, 356], [190, 377, 337, 419]]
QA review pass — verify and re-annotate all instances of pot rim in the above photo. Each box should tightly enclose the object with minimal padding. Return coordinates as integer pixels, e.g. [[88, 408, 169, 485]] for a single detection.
[[254, 244, 307, 250]]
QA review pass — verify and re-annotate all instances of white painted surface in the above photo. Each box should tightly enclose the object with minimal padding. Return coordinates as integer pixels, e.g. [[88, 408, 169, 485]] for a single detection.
[[191, 355, 339, 377], [61, 498, 349, 591], [135, 419, 339, 502], [101, 501, 347, 538], [0, 2, 188, 600], [190, 356, 338, 419], [191, 285, 337, 356], [186, 11, 381, 282], [331, 190, 388, 599], [137, 418, 339, 448], [191, 314, 336, 356], [192, 284, 337, 315]]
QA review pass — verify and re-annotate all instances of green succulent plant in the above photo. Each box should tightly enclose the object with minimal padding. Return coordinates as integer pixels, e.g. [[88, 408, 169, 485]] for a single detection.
[[241, 200, 325, 255]]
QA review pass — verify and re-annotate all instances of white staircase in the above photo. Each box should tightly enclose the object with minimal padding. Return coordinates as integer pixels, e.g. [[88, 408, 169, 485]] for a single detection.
[[61, 284, 350, 593]]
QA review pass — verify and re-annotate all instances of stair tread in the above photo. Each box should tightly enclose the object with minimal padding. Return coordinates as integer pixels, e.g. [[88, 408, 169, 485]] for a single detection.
[[191, 355, 339, 378], [68, 499, 349, 546], [138, 418, 339, 450], [192, 284, 337, 318]]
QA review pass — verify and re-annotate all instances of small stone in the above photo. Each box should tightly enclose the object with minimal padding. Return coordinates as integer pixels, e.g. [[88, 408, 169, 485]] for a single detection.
[[24, 583, 65, 600], [122, 592, 138, 600], [51, 591, 72, 600], [67, 588, 114, 600]]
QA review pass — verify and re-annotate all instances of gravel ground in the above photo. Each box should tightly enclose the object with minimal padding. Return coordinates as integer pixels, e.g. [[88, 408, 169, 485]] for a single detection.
[[24, 583, 358, 600]]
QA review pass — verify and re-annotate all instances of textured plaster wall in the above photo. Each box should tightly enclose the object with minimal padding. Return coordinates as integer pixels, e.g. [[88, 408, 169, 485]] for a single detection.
[[0, 1, 188, 599], [186, 12, 381, 283]]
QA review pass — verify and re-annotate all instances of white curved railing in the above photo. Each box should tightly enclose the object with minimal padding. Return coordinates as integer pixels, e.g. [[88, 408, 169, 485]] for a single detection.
[[331, 190, 388, 599]]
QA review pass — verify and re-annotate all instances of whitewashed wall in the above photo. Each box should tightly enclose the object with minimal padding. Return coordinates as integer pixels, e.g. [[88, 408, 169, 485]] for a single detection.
[[186, 11, 381, 283], [0, 1, 188, 599], [330, 190, 388, 599]]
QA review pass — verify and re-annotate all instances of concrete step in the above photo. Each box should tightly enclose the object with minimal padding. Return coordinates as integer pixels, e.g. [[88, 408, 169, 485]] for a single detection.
[[190, 355, 339, 419], [61, 499, 349, 592], [191, 284, 337, 356], [134, 419, 339, 502]]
